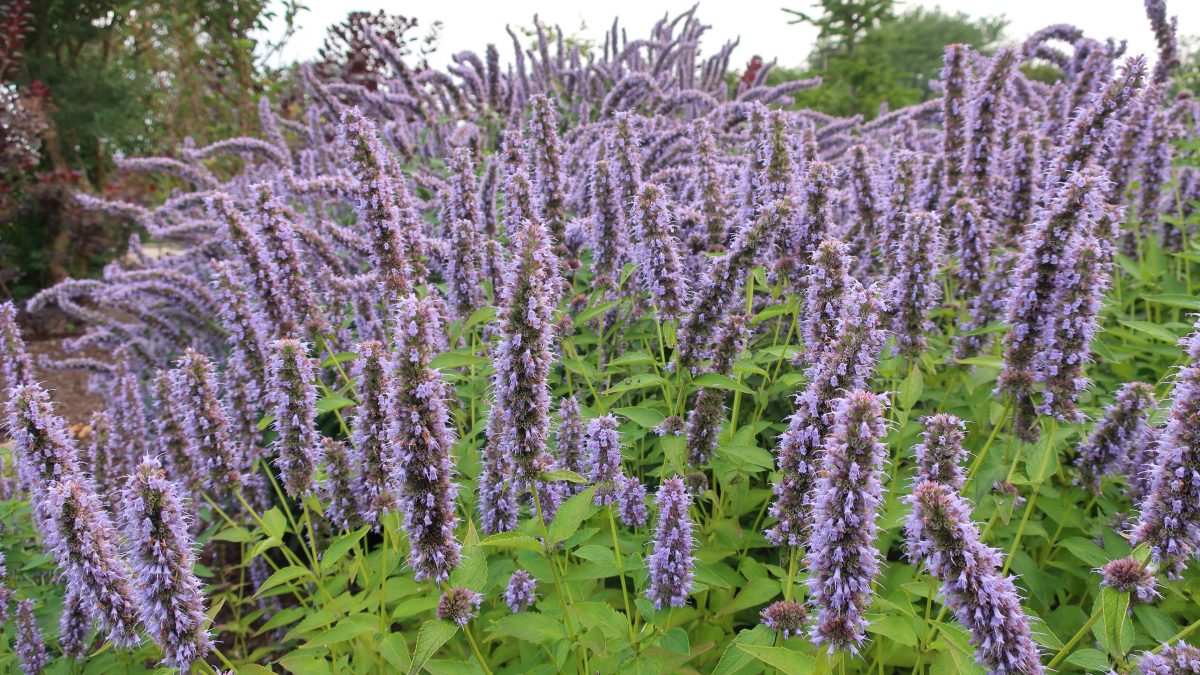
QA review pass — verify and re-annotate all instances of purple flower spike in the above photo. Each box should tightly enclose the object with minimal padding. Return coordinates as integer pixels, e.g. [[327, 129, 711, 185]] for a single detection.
[[761, 599, 808, 639], [886, 211, 944, 356], [123, 457, 212, 671], [0, 300, 34, 391], [631, 183, 689, 321], [437, 587, 483, 627], [802, 239, 853, 360], [171, 349, 241, 494], [1075, 382, 1157, 493], [554, 396, 588, 495], [646, 476, 695, 610], [616, 474, 649, 528], [685, 314, 750, 466], [1099, 558, 1160, 603], [389, 294, 461, 582], [807, 391, 888, 653], [59, 585, 93, 659], [587, 415, 624, 505], [351, 341, 400, 527], [5, 383, 85, 514], [505, 570, 538, 613], [906, 481, 1043, 674], [267, 339, 321, 498], [914, 414, 968, 490], [1132, 319, 1200, 577], [45, 479, 141, 648], [1137, 642, 1200, 674], [321, 438, 363, 532], [15, 599, 48, 675]]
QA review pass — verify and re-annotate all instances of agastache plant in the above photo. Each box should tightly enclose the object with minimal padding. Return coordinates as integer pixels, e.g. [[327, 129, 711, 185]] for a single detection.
[[906, 481, 1044, 674], [631, 182, 689, 320], [586, 415, 624, 504], [802, 239, 853, 360], [15, 599, 48, 675], [390, 294, 462, 582], [122, 457, 212, 672], [267, 339, 322, 498], [0, 299, 33, 390], [554, 396, 588, 495], [1074, 382, 1157, 493], [685, 313, 749, 466], [646, 476, 695, 610], [1131, 319, 1200, 577], [914, 414, 968, 490], [807, 390, 888, 652], [171, 349, 241, 494], [320, 438, 363, 531], [886, 211, 944, 356], [351, 341, 400, 526]]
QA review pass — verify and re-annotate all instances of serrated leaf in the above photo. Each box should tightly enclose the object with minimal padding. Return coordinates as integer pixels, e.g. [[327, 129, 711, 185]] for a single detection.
[[606, 351, 657, 368], [1096, 587, 1133, 660], [614, 406, 666, 429], [692, 372, 754, 394], [1119, 320, 1180, 344], [255, 565, 310, 597], [898, 366, 923, 410], [486, 612, 563, 644], [547, 485, 599, 544], [1059, 537, 1108, 567], [1025, 432, 1059, 484], [715, 577, 779, 617], [1143, 294, 1200, 310], [319, 351, 359, 368], [380, 633, 411, 671], [430, 351, 489, 369], [573, 299, 621, 325], [736, 645, 815, 674], [478, 531, 545, 552], [604, 373, 668, 395], [712, 625, 774, 675], [1066, 648, 1110, 671], [463, 306, 496, 331], [321, 526, 368, 571], [409, 621, 458, 675], [262, 507, 288, 540], [210, 526, 256, 543], [955, 356, 1003, 369], [542, 468, 588, 484], [302, 615, 376, 648], [450, 547, 487, 592]]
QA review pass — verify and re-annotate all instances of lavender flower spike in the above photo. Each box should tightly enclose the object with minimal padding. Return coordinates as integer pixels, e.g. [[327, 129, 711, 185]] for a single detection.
[[554, 396, 587, 496], [0, 300, 34, 390], [437, 587, 483, 627], [802, 239, 852, 359], [906, 481, 1044, 674], [914, 414, 968, 490], [123, 457, 212, 671], [321, 438, 363, 532], [807, 391, 888, 652], [5, 383, 85, 508], [505, 570, 538, 613], [1131, 318, 1200, 577], [389, 294, 462, 582], [646, 476, 695, 610], [886, 211, 944, 356], [59, 585, 93, 660], [267, 339, 321, 498], [616, 474, 649, 528], [1137, 643, 1200, 674], [587, 415, 624, 505], [171, 349, 241, 494], [44, 479, 141, 648], [1075, 382, 1156, 493], [15, 599, 48, 675], [631, 183, 689, 321], [351, 341, 400, 527]]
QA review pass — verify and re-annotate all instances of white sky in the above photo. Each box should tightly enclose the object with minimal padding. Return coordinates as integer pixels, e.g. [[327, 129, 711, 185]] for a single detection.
[[265, 1, 1198, 71]]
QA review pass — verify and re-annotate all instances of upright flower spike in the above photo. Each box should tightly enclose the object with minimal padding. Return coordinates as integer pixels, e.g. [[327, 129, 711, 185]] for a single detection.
[[0, 552, 11, 621], [587, 415, 624, 504], [389, 294, 461, 582], [907, 412, 967, 488], [802, 239, 852, 360], [964, 48, 1016, 206], [105, 348, 150, 483], [693, 118, 730, 251], [886, 211, 944, 356], [59, 585, 93, 660], [608, 112, 645, 218], [5, 383, 85, 511], [0, 300, 34, 390], [252, 184, 324, 333], [940, 44, 970, 208], [211, 260, 271, 445], [631, 183, 688, 321], [766, 285, 888, 546], [338, 107, 414, 295], [590, 158, 627, 287], [1004, 127, 1041, 243], [267, 339, 321, 498], [752, 108, 797, 213], [782, 160, 837, 288], [1046, 56, 1147, 187], [554, 396, 587, 495], [437, 587, 483, 627], [490, 215, 559, 494], [761, 600, 808, 640], [444, 214, 487, 321], [807, 391, 888, 652], [1074, 382, 1157, 493], [949, 197, 992, 304], [646, 476, 696, 610], [881, 150, 921, 265], [500, 126, 539, 233], [1137, 643, 1200, 674], [1144, 0, 1179, 84], [351, 341, 400, 526], [444, 146, 483, 226], [1033, 232, 1113, 422], [170, 349, 241, 494], [478, 408, 519, 534], [1132, 319, 1200, 577], [1001, 166, 1108, 442], [685, 314, 750, 466], [15, 599, 48, 675], [122, 457, 212, 671], [842, 147, 881, 268], [151, 371, 199, 496], [905, 481, 1044, 674], [505, 570, 538, 613], [528, 95, 568, 252], [321, 438, 363, 532], [44, 479, 141, 648], [616, 474, 649, 528], [83, 411, 117, 495], [207, 193, 296, 335]]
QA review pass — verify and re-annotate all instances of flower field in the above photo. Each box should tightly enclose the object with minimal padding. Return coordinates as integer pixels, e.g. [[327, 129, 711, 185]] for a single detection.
[[3, 4, 1200, 674]]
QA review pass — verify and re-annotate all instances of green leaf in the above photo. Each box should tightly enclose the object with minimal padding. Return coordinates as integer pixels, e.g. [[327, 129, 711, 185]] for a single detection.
[[573, 299, 621, 325], [898, 366, 923, 410], [316, 395, 355, 414], [712, 626, 775, 675], [321, 526, 368, 571], [614, 406, 666, 429], [303, 615, 376, 648], [477, 531, 545, 552], [255, 565, 310, 597], [262, 507, 288, 540], [210, 526, 256, 543], [380, 633, 411, 671], [715, 577, 779, 617], [735, 645, 815, 674], [450, 547, 487, 592], [255, 607, 305, 636], [1066, 648, 1109, 672], [1097, 587, 1134, 660], [867, 614, 918, 647], [430, 350, 489, 369], [409, 621, 458, 675], [542, 468, 588, 484], [319, 351, 359, 368], [547, 485, 599, 544], [604, 373, 668, 395], [238, 665, 277, 675], [1024, 432, 1059, 484], [278, 653, 332, 675], [605, 351, 657, 369], [1133, 605, 1178, 642], [485, 612, 564, 644], [1142, 293, 1200, 310], [954, 356, 1003, 369], [1119, 320, 1180, 344], [1059, 537, 1108, 567], [257, 413, 275, 431], [692, 372, 754, 395], [931, 622, 986, 675], [572, 602, 627, 640], [463, 306, 496, 331]]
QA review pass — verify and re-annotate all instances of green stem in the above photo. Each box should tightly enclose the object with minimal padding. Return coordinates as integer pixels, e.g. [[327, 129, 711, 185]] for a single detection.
[[608, 506, 637, 643], [1046, 611, 1102, 669], [463, 623, 493, 675]]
